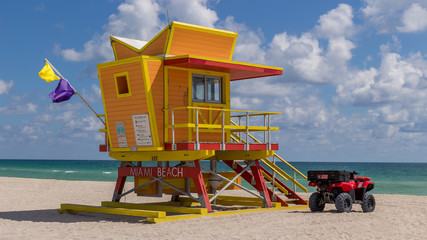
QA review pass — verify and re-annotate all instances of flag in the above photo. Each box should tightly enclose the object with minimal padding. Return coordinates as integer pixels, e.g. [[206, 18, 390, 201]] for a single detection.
[[39, 62, 60, 82], [49, 78, 75, 103]]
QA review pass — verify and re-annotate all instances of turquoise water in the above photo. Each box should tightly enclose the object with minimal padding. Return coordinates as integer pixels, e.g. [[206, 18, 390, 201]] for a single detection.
[[0, 160, 426, 196]]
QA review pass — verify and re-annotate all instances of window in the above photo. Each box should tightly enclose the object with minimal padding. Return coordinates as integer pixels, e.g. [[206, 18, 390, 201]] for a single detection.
[[114, 72, 131, 98], [192, 74, 222, 103]]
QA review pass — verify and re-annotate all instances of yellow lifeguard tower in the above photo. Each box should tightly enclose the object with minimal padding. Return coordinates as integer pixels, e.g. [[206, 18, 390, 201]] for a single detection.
[[59, 22, 308, 222]]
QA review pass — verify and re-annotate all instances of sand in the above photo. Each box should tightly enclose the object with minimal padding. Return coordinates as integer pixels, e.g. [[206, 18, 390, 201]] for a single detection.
[[0, 177, 426, 240]]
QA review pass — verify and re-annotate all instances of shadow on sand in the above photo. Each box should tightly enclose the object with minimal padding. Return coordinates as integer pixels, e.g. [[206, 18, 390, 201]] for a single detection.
[[0, 209, 149, 224]]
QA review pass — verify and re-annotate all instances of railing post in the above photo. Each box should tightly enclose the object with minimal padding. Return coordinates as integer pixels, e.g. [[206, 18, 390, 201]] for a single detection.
[[271, 155, 276, 201], [267, 114, 271, 150], [245, 112, 249, 151], [264, 115, 266, 143], [238, 116, 242, 140], [293, 170, 296, 193], [172, 109, 176, 150], [222, 109, 225, 150], [196, 108, 199, 150]]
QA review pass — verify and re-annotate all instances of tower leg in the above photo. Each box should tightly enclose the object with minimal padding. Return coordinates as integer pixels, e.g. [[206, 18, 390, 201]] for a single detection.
[[250, 160, 273, 208], [112, 175, 127, 202], [224, 160, 273, 208], [193, 160, 212, 212]]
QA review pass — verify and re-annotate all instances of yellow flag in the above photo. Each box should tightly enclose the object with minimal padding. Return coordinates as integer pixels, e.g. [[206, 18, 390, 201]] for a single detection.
[[38, 62, 60, 82]]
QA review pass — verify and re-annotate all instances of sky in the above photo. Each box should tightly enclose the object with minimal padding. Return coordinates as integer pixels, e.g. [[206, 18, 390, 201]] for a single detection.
[[1, 0, 427, 162]]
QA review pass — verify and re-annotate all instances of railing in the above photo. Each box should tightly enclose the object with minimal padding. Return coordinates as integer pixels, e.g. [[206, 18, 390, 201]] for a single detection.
[[230, 120, 307, 193], [166, 106, 281, 151]]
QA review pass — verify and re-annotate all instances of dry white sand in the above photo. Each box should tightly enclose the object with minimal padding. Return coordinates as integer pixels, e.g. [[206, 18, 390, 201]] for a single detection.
[[0, 177, 426, 240]]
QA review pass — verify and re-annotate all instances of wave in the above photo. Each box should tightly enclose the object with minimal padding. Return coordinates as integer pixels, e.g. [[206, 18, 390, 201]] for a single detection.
[[102, 171, 112, 174], [64, 171, 76, 173]]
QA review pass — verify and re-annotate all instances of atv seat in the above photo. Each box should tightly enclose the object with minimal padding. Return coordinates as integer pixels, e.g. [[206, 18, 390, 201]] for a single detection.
[[356, 177, 371, 181]]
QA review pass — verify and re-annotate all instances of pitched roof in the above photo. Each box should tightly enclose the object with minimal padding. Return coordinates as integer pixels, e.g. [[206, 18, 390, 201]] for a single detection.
[[110, 35, 148, 51]]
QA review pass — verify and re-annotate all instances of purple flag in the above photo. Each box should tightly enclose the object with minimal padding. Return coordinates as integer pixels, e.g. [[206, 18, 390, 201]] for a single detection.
[[49, 78, 75, 103]]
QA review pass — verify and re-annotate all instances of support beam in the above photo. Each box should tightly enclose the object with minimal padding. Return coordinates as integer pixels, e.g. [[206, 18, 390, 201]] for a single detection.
[[59, 204, 166, 218]]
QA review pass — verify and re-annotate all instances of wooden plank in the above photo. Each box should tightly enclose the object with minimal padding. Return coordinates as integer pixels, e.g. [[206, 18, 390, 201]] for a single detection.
[[178, 196, 280, 208], [210, 195, 263, 202], [214, 199, 281, 208], [147, 214, 203, 223], [59, 204, 166, 218], [101, 202, 207, 214]]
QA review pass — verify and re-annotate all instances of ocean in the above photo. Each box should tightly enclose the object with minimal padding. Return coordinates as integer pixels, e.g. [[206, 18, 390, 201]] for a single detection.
[[0, 159, 426, 196]]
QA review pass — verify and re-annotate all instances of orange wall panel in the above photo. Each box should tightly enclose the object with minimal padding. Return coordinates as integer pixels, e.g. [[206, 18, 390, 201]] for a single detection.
[[169, 27, 235, 60], [99, 61, 148, 148], [141, 30, 169, 56], [113, 42, 140, 60], [167, 69, 190, 142]]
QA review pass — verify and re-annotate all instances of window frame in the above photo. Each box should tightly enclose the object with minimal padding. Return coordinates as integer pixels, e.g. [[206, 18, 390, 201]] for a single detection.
[[192, 74, 223, 104], [114, 72, 132, 98]]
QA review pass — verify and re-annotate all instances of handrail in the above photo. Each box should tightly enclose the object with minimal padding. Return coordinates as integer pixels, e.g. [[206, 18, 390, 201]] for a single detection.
[[230, 130, 307, 192], [230, 120, 307, 180], [262, 172, 289, 195], [167, 106, 282, 115]]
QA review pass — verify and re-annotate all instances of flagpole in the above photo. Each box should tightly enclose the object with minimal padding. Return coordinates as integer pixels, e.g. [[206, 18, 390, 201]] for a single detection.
[[44, 58, 105, 125]]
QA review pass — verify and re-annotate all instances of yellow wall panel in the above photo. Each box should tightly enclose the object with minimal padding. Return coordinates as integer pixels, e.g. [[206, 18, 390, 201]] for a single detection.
[[146, 60, 164, 146]]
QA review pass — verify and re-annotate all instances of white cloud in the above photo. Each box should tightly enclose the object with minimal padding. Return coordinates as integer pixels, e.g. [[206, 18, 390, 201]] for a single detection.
[[164, 0, 218, 27], [335, 51, 427, 106], [61, 0, 163, 62], [362, 0, 427, 33], [21, 125, 35, 135], [219, 16, 266, 64], [267, 34, 355, 84], [92, 84, 102, 98], [0, 103, 38, 115], [397, 3, 427, 32], [81, 84, 102, 103], [55, 111, 74, 122], [314, 3, 354, 38], [60, 0, 223, 62], [107, 0, 163, 39], [0, 79, 14, 95]]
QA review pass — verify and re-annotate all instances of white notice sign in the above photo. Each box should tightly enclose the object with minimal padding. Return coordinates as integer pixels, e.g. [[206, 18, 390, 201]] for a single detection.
[[132, 114, 153, 146], [115, 121, 128, 148]]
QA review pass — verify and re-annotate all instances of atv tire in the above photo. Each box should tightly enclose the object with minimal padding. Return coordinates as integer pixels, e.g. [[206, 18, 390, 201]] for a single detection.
[[335, 192, 352, 212], [309, 192, 325, 212], [361, 193, 375, 212]]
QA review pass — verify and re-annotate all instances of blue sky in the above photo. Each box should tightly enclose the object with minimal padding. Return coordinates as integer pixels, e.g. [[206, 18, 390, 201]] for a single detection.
[[1, 0, 427, 162]]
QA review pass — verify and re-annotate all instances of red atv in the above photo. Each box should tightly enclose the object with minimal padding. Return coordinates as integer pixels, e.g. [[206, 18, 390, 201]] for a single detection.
[[307, 170, 375, 213]]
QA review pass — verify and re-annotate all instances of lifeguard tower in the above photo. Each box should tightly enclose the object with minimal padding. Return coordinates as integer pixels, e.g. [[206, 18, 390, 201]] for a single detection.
[[59, 22, 308, 222]]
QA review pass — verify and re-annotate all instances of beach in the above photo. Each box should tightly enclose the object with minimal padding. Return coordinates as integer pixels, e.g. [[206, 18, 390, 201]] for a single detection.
[[0, 177, 426, 240]]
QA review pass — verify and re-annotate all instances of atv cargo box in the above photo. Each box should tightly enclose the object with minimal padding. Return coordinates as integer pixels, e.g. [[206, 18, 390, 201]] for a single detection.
[[307, 170, 351, 183]]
